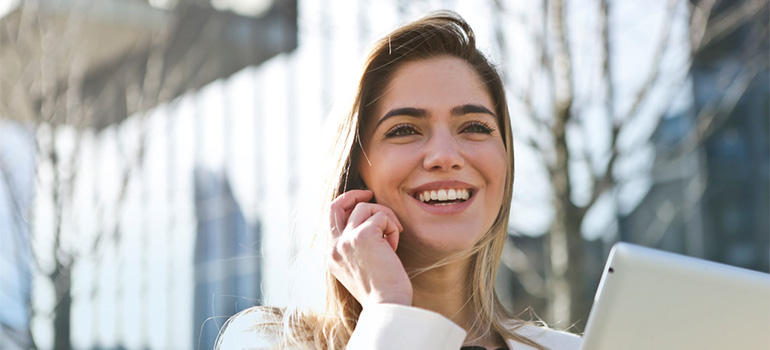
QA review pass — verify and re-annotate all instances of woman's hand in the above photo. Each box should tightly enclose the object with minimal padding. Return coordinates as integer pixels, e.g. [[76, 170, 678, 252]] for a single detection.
[[327, 190, 413, 308]]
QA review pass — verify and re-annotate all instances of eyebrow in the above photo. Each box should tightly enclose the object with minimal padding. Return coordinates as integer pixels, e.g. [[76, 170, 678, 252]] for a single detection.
[[374, 104, 496, 130], [451, 104, 496, 118]]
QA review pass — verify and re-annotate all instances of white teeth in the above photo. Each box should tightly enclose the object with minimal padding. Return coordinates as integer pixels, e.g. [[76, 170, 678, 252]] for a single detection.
[[416, 188, 472, 203]]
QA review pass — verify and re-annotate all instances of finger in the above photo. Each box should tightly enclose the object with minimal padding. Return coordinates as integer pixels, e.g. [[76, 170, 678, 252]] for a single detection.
[[384, 229, 400, 252], [378, 214, 401, 252], [329, 190, 374, 238], [358, 212, 401, 252], [347, 202, 403, 232]]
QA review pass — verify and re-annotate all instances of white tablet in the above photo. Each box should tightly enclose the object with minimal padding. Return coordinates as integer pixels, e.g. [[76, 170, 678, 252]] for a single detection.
[[581, 242, 770, 350]]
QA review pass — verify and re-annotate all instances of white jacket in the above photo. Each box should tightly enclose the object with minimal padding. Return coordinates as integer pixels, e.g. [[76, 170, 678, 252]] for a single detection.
[[219, 304, 582, 350]]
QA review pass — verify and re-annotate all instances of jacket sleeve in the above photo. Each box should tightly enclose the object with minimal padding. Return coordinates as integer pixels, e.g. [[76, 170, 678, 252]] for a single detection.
[[509, 324, 583, 350], [347, 304, 467, 350]]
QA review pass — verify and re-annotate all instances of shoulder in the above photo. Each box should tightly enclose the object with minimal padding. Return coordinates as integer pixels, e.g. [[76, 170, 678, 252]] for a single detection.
[[215, 306, 287, 350], [349, 304, 467, 349], [507, 324, 582, 350]]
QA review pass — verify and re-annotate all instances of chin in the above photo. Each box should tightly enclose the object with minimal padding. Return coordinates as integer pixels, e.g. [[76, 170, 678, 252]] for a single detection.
[[401, 223, 486, 255]]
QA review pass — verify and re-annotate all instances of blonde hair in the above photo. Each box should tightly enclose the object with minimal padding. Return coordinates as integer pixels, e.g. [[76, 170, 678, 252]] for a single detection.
[[217, 10, 545, 350]]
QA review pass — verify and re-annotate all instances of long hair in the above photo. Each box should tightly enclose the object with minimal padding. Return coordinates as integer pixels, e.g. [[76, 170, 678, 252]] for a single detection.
[[217, 10, 545, 350]]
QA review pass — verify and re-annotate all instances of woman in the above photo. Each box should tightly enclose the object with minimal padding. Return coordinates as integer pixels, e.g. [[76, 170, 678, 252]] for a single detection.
[[217, 11, 581, 350]]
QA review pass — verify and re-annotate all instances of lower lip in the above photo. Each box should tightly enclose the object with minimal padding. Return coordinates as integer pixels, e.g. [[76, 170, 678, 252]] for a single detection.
[[410, 192, 476, 215]]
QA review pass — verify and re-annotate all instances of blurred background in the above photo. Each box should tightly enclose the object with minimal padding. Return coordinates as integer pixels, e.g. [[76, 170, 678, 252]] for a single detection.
[[0, 0, 767, 349]]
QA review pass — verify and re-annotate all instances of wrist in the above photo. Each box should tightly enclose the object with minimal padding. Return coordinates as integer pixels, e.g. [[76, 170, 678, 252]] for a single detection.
[[365, 291, 412, 308]]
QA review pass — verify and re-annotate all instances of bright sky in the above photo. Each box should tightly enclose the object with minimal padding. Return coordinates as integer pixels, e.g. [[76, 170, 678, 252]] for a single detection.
[[0, 0, 18, 18]]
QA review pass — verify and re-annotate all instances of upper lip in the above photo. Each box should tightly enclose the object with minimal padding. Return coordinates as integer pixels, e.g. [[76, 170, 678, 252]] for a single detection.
[[407, 180, 477, 195]]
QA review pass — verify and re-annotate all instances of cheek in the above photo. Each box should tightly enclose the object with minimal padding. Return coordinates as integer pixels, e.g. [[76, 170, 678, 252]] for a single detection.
[[481, 142, 508, 182], [482, 143, 508, 205], [359, 147, 410, 196]]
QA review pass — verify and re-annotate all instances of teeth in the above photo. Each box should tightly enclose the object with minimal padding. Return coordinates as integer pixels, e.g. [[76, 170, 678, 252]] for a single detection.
[[416, 188, 471, 203]]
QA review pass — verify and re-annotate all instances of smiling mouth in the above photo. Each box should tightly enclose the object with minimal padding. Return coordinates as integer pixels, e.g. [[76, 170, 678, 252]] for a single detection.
[[414, 188, 473, 206]]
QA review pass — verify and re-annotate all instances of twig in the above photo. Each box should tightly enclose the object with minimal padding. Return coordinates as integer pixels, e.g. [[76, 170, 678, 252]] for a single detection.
[[621, 0, 679, 125]]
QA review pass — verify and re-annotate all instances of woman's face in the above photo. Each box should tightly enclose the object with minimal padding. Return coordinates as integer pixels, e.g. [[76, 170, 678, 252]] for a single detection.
[[359, 56, 507, 255]]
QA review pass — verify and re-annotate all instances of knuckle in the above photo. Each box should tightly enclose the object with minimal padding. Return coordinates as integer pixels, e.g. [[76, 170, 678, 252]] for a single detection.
[[346, 230, 367, 245], [371, 211, 388, 220], [329, 223, 342, 236], [356, 221, 383, 239], [327, 243, 343, 263], [370, 212, 390, 226], [351, 202, 371, 213]]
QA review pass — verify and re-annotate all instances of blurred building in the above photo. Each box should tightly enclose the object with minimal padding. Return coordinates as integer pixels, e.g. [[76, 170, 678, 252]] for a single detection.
[[0, 121, 36, 349], [1, 0, 295, 348], [193, 168, 261, 349], [621, 0, 769, 273]]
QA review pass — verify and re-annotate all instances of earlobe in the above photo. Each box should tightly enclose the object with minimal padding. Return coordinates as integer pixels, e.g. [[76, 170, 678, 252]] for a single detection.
[[355, 177, 376, 203]]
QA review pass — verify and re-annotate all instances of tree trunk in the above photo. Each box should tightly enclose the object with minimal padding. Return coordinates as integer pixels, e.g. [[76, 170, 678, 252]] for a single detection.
[[52, 263, 71, 349], [49, 129, 72, 349], [547, 131, 587, 329]]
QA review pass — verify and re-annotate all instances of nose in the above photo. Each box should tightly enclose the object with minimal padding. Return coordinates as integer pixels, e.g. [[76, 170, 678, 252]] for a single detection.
[[422, 129, 465, 171]]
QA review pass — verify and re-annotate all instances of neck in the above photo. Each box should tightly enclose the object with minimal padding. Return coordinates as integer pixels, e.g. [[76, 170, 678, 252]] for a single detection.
[[409, 258, 473, 326], [399, 248, 506, 349]]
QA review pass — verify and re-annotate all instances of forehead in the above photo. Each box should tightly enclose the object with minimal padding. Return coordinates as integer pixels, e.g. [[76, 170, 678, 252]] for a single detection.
[[371, 56, 495, 121]]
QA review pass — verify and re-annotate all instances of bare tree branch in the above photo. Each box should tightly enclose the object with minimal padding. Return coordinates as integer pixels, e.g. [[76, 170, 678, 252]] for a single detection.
[[639, 166, 708, 247], [491, 0, 549, 158], [585, 146, 617, 211], [621, 0, 679, 124], [555, 0, 613, 190], [585, 0, 679, 211], [497, 0, 765, 329], [593, 0, 613, 183], [549, 0, 573, 120], [689, 0, 719, 51], [652, 53, 765, 168], [700, 0, 768, 49], [695, 59, 762, 137]]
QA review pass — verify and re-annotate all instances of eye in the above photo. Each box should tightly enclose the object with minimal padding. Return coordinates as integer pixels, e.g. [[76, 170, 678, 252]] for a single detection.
[[385, 123, 419, 138], [461, 121, 495, 134]]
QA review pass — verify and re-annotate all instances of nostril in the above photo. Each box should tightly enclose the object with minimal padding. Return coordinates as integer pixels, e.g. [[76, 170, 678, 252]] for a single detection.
[[423, 151, 465, 171]]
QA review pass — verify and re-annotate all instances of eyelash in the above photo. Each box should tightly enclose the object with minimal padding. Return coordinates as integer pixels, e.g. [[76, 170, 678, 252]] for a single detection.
[[462, 121, 495, 134], [385, 123, 419, 138], [383, 121, 496, 138]]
